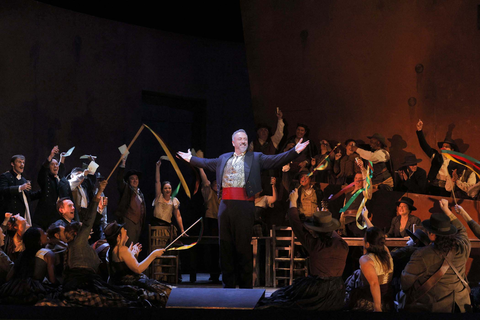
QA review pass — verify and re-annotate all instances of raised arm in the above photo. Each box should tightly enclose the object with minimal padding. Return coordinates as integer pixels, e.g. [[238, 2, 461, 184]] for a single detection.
[[271, 109, 284, 149], [267, 177, 277, 205], [155, 159, 161, 198], [416, 120, 435, 159]]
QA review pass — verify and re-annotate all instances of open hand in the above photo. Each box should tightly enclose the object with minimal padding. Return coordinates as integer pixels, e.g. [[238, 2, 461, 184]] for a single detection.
[[416, 119, 423, 131], [177, 149, 192, 162]]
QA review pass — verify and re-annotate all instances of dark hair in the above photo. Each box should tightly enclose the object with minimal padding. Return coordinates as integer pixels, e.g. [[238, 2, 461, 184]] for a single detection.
[[364, 227, 392, 274], [433, 234, 458, 255], [161, 181, 172, 193], [69, 167, 83, 176], [296, 123, 309, 137], [65, 221, 81, 242], [47, 223, 61, 239], [317, 231, 333, 248], [13, 228, 42, 279], [10, 155, 25, 164], [56, 197, 71, 214]]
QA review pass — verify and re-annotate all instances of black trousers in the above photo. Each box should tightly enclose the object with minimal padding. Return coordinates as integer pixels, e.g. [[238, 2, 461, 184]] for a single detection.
[[218, 200, 255, 288]]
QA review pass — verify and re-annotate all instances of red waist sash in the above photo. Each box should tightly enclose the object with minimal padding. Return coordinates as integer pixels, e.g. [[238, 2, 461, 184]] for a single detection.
[[222, 187, 254, 201]]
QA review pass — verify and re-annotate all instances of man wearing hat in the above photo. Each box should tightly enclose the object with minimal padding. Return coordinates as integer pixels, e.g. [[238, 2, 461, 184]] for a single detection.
[[257, 188, 348, 310], [401, 199, 471, 312], [114, 158, 145, 245], [395, 154, 427, 194], [416, 120, 465, 196], [351, 133, 393, 191]]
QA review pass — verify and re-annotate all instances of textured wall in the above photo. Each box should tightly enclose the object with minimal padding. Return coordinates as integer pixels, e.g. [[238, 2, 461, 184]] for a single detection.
[[241, 0, 480, 173], [0, 0, 253, 219]]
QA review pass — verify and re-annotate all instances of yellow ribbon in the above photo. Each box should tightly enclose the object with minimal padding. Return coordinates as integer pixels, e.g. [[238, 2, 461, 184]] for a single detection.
[[143, 124, 191, 198], [443, 153, 480, 179]]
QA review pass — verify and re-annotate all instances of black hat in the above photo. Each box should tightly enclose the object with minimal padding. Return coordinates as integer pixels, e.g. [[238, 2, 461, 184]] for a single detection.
[[104, 221, 125, 240], [405, 228, 430, 247], [422, 212, 457, 236], [396, 197, 417, 211], [255, 123, 271, 134], [437, 138, 459, 152], [344, 139, 356, 146], [367, 133, 387, 148], [304, 210, 340, 233], [124, 170, 142, 182], [399, 154, 422, 168]]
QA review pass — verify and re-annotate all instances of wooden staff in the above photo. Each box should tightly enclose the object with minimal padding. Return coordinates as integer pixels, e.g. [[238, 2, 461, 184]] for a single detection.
[[106, 124, 145, 182]]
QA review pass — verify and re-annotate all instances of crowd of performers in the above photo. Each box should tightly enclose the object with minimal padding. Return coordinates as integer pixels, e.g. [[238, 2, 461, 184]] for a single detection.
[[1, 108, 480, 312]]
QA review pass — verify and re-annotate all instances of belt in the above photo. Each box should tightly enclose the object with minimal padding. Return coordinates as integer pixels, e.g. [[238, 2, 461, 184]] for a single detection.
[[222, 187, 254, 201]]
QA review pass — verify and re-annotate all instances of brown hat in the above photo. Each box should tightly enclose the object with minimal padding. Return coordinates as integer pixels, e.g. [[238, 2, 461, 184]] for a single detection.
[[399, 154, 422, 168], [437, 138, 459, 152], [422, 212, 457, 236], [367, 133, 387, 148], [304, 210, 340, 233], [396, 196, 417, 211], [104, 221, 124, 240]]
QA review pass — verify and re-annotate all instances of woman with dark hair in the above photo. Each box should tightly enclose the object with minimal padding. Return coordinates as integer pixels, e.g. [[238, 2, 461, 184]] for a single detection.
[[256, 188, 348, 310], [151, 159, 185, 235], [345, 212, 394, 312], [386, 197, 421, 238], [0, 227, 56, 304], [105, 221, 171, 307]]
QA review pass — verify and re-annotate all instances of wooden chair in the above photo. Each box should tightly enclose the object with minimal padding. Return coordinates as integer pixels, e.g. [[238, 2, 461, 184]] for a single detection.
[[271, 225, 308, 287], [148, 225, 179, 285]]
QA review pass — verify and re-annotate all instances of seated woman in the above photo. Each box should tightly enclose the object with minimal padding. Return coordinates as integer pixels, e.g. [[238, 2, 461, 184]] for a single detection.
[[0, 227, 56, 305], [386, 197, 421, 238], [151, 159, 185, 239], [256, 188, 349, 311], [105, 221, 171, 307], [345, 211, 394, 312]]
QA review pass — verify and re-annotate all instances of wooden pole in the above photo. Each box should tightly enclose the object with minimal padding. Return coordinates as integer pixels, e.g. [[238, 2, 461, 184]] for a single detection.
[[106, 124, 145, 182]]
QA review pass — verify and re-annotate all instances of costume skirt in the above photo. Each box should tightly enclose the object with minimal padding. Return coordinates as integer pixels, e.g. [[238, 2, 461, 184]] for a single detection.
[[256, 275, 345, 311]]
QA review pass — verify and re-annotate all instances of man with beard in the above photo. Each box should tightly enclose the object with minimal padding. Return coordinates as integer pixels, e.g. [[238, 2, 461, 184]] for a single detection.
[[0, 155, 40, 225], [178, 129, 309, 288]]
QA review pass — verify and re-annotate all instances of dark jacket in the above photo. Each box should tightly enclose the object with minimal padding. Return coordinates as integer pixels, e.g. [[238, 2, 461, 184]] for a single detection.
[[387, 214, 422, 238], [395, 167, 427, 194], [34, 159, 71, 230], [191, 148, 300, 198], [0, 170, 40, 218], [401, 218, 471, 312], [114, 167, 145, 224], [287, 207, 348, 277], [416, 130, 463, 183]]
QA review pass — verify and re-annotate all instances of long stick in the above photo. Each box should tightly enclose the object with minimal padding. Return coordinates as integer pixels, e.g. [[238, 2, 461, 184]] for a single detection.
[[165, 217, 202, 251], [451, 184, 458, 205], [106, 125, 145, 182], [307, 142, 341, 177]]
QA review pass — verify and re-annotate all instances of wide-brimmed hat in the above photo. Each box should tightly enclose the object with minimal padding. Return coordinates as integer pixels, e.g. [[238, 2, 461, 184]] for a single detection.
[[405, 228, 430, 247], [399, 154, 422, 168], [296, 168, 311, 180], [396, 196, 417, 211], [367, 133, 387, 148], [422, 212, 457, 236], [437, 138, 459, 152], [124, 169, 142, 182], [304, 210, 340, 233], [104, 221, 125, 240]]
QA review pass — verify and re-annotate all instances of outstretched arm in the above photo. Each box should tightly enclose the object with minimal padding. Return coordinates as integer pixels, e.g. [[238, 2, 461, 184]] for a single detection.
[[120, 246, 165, 274]]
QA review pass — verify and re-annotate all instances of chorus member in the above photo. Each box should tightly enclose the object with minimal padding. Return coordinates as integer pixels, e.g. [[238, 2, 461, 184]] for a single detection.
[[416, 120, 464, 196], [256, 188, 348, 310], [351, 133, 393, 191], [386, 197, 421, 238], [0, 155, 40, 225], [395, 154, 427, 194], [115, 158, 145, 245], [105, 221, 171, 307], [401, 199, 471, 312]]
